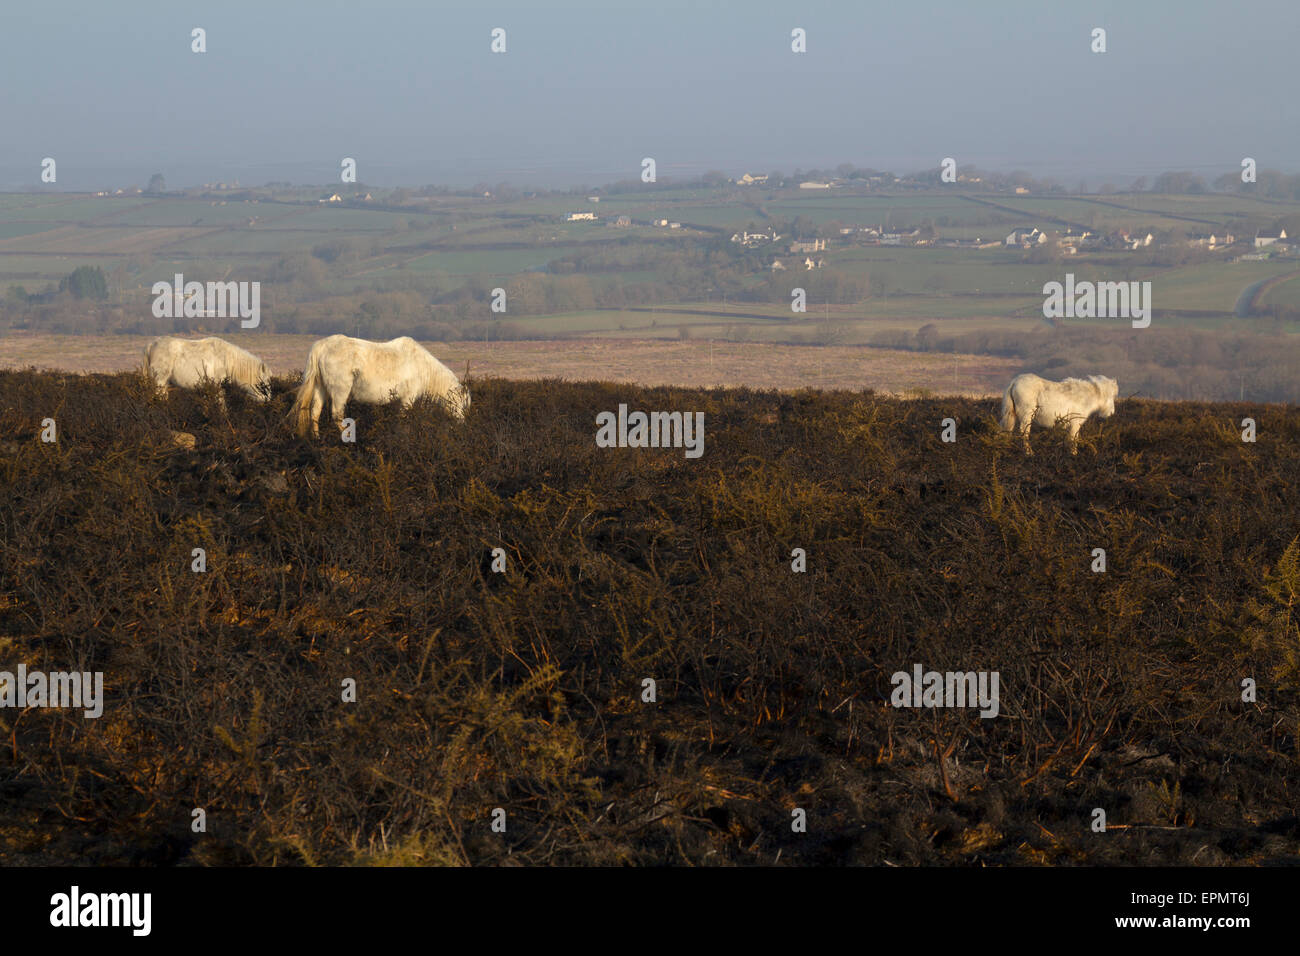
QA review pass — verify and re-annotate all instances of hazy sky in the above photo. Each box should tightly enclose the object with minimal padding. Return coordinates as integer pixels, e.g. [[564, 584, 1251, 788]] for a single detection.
[[3, 0, 1296, 190]]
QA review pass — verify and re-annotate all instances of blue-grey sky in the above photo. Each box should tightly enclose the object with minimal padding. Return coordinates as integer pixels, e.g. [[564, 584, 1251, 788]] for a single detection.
[[3, 0, 1296, 190]]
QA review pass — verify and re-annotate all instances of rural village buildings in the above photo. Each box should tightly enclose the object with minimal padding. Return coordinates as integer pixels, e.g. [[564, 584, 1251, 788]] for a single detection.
[[1115, 230, 1155, 250], [768, 256, 823, 272], [789, 239, 827, 253], [1005, 227, 1048, 247], [730, 229, 782, 246]]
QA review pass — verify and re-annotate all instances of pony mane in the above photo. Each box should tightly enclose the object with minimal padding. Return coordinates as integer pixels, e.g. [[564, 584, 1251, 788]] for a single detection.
[[221, 341, 267, 387], [1058, 374, 1116, 393], [416, 352, 461, 397]]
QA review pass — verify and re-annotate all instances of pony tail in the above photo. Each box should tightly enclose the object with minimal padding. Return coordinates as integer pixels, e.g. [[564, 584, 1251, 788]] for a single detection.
[[143, 338, 165, 396], [289, 348, 322, 437], [999, 385, 1016, 432]]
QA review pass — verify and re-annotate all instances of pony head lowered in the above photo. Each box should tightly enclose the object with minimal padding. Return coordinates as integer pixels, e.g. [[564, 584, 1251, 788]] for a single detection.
[[229, 349, 272, 401], [1087, 375, 1119, 418], [207, 337, 272, 401], [447, 383, 471, 420], [412, 353, 469, 419]]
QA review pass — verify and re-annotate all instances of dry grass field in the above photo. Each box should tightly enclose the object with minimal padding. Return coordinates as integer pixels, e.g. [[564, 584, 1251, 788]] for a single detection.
[[0, 333, 1016, 397]]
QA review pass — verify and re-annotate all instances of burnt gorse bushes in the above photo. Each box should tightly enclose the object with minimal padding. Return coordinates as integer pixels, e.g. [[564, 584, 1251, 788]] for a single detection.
[[1, 369, 1299, 865]]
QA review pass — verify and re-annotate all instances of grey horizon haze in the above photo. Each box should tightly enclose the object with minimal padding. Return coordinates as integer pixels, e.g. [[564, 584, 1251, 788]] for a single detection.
[[2, 0, 1296, 191]]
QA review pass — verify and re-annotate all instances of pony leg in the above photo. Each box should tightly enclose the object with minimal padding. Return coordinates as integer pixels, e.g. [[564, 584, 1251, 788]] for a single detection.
[[309, 388, 325, 438], [328, 385, 350, 438], [1018, 421, 1033, 456], [1067, 421, 1082, 455]]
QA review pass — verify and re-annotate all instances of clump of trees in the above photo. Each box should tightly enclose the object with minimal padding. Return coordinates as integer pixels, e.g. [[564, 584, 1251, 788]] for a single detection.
[[60, 266, 109, 300]]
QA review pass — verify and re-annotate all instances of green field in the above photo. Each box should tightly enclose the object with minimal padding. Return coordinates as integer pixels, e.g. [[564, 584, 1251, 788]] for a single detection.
[[1255, 272, 1300, 310], [3, 187, 1297, 334]]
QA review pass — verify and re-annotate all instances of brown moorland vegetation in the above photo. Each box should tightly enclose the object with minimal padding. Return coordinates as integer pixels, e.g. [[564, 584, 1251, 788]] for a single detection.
[[1, 369, 1298, 865]]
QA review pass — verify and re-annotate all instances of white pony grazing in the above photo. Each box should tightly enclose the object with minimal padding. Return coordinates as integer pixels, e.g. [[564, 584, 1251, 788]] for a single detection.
[[999, 373, 1118, 455], [144, 336, 271, 403], [290, 334, 470, 438]]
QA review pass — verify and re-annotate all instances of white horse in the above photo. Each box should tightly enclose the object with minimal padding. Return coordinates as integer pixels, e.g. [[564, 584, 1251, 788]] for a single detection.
[[290, 334, 470, 438], [999, 373, 1118, 455], [144, 336, 271, 403]]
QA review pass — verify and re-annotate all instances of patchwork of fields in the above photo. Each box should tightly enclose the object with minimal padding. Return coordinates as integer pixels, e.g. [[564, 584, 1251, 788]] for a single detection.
[[2, 188, 1297, 323]]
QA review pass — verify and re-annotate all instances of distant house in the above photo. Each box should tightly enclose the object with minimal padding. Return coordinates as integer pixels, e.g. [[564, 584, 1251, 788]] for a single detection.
[[731, 229, 781, 246], [613, 215, 631, 227], [1189, 231, 1234, 249], [769, 259, 787, 271], [1014, 186, 1030, 195], [802, 256, 824, 270], [1256, 228, 1287, 248], [735, 173, 769, 186], [1114, 230, 1155, 250], [668, 222, 681, 229], [798, 181, 832, 189], [587, 196, 600, 203], [319, 193, 342, 203], [1060, 229, 1092, 245], [789, 239, 826, 253], [1005, 227, 1046, 247], [653, 218, 669, 227], [566, 212, 597, 221]]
